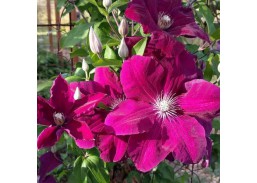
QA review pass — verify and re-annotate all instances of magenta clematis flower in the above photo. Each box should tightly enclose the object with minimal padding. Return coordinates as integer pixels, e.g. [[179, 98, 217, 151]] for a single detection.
[[38, 151, 62, 183], [125, 0, 209, 42], [37, 75, 105, 149], [105, 55, 220, 172]]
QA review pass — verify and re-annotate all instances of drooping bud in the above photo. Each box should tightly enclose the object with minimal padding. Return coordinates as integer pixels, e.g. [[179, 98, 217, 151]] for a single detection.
[[89, 26, 103, 54], [74, 87, 82, 100], [201, 159, 209, 168], [118, 38, 129, 59], [118, 17, 129, 37], [103, 0, 112, 9], [82, 59, 89, 72]]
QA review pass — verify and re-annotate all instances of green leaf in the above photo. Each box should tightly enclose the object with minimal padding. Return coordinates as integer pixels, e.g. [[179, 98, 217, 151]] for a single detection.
[[211, 28, 220, 40], [132, 37, 148, 56], [65, 76, 85, 82], [197, 4, 216, 35], [126, 171, 141, 183], [61, 23, 91, 48], [37, 80, 52, 92], [70, 48, 88, 58], [57, 0, 67, 10], [153, 161, 174, 183], [108, 0, 129, 13], [87, 0, 108, 16], [84, 155, 109, 183], [104, 45, 117, 59], [68, 156, 88, 183], [74, 68, 86, 77]]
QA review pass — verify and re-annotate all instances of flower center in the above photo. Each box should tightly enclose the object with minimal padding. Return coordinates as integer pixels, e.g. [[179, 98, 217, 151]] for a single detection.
[[153, 93, 180, 120], [110, 97, 124, 110], [158, 12, 173, 30], [53, 112, 65, 126]]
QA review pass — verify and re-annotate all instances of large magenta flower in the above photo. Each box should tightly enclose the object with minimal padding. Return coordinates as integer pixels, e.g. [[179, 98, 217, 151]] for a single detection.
[[125, 0, 209, 42], [37, 75, 105, 149], [105, 55, 220, 172]]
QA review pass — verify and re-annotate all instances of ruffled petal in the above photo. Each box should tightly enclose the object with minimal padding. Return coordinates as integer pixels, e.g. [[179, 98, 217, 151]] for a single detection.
[[105, 99, 156, 135], [168, 7, 210, 42], [94, 67, 123, 99], [121, 56, 165, 103], [64, 120, 95, 149], [69, 80, 105, 96], [178, 79, 220, 121], [50, 75, 74, 114], [163, 115, 207, 164], [127, 123, 170, 172], [98, 134, 128, 162], [125, 0, 159, 33], [37, 126, 63, 149], [37, 96, 55, 126]]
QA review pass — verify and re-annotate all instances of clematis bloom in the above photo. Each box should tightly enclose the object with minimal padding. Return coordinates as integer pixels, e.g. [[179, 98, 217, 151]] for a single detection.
[[105, 55, 220, 172], [125, 0, 209, 42], [37, 75, 105, 149]]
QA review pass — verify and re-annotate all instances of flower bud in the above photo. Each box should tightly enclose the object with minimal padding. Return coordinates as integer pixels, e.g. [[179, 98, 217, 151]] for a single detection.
[[201, 159, 209, 168], [118, 38, 129, 59], [82, 59, 89, 72], [89, 26, 103, 54], [103, 0, 112, 9], [118, 17, 129, 37], [74, 87, 82, 100]]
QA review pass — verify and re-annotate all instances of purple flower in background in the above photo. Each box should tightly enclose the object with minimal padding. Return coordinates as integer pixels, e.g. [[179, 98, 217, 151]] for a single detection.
[[37, 75, 105, 149], [38, 152, 62, 183], [105, 55, 220, 172], [125, 0, 209, 42]]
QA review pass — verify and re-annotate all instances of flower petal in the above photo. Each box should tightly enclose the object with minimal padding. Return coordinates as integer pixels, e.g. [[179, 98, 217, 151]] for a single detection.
[[127, 123, 170, 172], [69, 80, 105, 96], [121, 56, 165, 102], [39, 152, 61, 181], [98, 134, 128, 162], [50, 75, 74, 114], [105, 99, 156, 135], [125, 0, 159, 33], [178, 79, 220, 121], [94, 67, 123, 99], [163, 115, 207, 164], [64, 120, 95, 149], [37, 96, 55, 126], [37, 126, 63, 149], [168, 7, 210, 42]]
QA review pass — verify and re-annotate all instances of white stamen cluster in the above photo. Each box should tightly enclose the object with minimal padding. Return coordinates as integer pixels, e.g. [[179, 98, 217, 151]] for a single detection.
[[158, 12, 173, 30], [153, 93, 180, 120], [53, 112, 65, 126], [110, 97, 124, 110]]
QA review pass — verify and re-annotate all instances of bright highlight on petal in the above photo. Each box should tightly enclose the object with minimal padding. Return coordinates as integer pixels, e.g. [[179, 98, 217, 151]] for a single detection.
[[73, 87, 82, 100]]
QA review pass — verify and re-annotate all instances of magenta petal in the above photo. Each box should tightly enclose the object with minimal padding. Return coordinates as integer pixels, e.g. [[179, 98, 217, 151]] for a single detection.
[[164, 115, 207, 164], [71, 92, 106, 117], [178, 79, 220, 121], [168, 7, 210, 42], [64, 120, 95, 149], [37, 126, 63, 149], [128, 123, 170, 172], [125, 0, 159, 33], [94, 67, 123, 98], [121, 56, 165, 102], [39, 152, 61, 182], [69, 80, 105, 96], [105, 99, 156, 135], [37, 96, 55, 126], [98, 134, 128, 162], [50, 75, 74, 114]]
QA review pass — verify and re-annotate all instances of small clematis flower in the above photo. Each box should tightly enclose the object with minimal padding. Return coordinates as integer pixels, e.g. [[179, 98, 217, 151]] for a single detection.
[[104, 55, 220, 172], [38, 152, 62, 183], [37, 75, 106, 149], [118, 17, 129, 37], [118, 38, 129, 59], [125, 0, 210, 42], [89, 26, 103, 54]]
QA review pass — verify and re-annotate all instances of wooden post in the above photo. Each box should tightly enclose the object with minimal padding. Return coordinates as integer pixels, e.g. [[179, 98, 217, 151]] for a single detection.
[[46, 0, 53, 52]]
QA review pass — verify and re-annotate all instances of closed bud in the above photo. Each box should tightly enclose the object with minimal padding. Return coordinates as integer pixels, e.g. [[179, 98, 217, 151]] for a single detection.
[[201, 159, 209, 168], [82, 59, 89, 72], [118, 17, 129, 37], [74, 87, 82, 100], [89, 26, 103, 54], [103, 0, 112, 9], [118, 38, 129, 59]]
